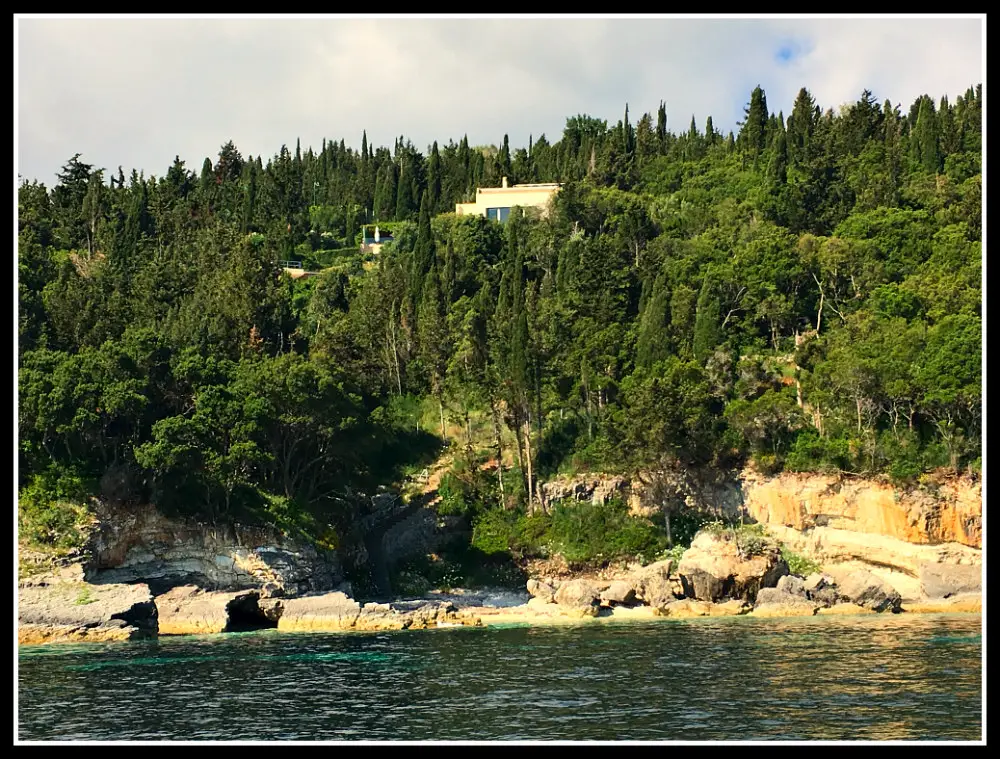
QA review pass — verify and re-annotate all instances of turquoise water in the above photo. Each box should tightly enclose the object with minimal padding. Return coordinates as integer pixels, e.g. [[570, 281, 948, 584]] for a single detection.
[[17, 613, 982, 741]]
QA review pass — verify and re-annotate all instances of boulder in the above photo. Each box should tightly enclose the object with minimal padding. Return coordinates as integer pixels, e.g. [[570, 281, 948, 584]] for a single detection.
[[600, 580, 637, 606], [802, 573, 840, 606], [677, 530, 788, 603], [631, 559, 676, 606], [828, 568, 902, 613], [18, 581, 157, 643], [918, 563, 982, 599], [526, 579, 557, 603], [553, 579, 601, 616], [776, 574, 807, 597], [751, 587, 819, 617], [155, 586, 267, 635]]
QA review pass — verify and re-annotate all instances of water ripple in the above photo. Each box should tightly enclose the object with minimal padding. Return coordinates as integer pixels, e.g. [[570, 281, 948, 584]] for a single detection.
[[17, 613, 982, 741]]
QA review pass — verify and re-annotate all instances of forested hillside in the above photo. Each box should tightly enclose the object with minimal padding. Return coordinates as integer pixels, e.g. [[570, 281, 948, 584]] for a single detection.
[[18, 84, 982, 554]]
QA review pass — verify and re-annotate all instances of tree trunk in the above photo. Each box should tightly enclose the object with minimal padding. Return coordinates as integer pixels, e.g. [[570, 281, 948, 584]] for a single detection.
[[439, 393, 446, 440], [664, 508, 673, 549], [491, 400, 505, 509], [523, 417, 535, 514]]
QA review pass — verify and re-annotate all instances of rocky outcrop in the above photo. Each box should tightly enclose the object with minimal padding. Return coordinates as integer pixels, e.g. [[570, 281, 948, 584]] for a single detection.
[[765, 523, 979, 579], [155, 586, 271, 635], [918, 563, 982, 599], [655, 599, 748, 618], [901, 593, 982, 613], [274, 591, 480, 632], [85, 502, 341, 597], [18, 621, 148, 644], [677, 530, 788, 603], [535, 468, 981, 581], [537, 475, 632, 514], [18, 581, 157, 644]]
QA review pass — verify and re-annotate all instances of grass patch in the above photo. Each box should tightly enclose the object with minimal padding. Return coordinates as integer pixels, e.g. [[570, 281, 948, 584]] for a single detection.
[[73, 586, 98, 606]]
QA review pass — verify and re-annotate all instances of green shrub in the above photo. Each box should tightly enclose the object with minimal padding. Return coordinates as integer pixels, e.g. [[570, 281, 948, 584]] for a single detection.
[[546, 498, 666, 566], [18, 470, 95, 554], [471, 508, 520, 556], [785, 430, 852, 473], [780, 546, 822, 577]]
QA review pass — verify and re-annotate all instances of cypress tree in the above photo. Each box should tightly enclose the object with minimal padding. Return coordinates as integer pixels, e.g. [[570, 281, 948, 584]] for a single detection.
[[912, 95, 941, 173], [428, 141, 442, 214], [411, 190, 434, 301], [739, 85, 769, 165], [656, 101, 667, 152], [636, 274, 672, 370], [692, 274, 722, 363]]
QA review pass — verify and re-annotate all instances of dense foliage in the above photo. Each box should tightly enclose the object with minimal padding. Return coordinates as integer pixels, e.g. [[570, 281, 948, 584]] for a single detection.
[[18, 84, 982, 552]]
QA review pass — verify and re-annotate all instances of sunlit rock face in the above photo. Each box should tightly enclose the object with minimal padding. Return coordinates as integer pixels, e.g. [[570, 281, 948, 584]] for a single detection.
[[740, 471, 981, 548]]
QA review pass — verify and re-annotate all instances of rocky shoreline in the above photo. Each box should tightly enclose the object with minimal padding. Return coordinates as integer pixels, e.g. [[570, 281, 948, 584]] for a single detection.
[[18, 528, 981, 645]]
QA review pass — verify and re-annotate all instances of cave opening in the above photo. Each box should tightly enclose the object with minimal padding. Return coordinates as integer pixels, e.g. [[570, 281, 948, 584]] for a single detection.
[[224, 594, 277, 632]]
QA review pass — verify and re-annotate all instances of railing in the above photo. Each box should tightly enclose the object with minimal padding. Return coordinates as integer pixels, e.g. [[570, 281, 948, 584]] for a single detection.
[[279, 260, 303, 269]]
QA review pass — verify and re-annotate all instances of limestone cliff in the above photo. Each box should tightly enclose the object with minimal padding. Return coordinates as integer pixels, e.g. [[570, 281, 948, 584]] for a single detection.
[[740, 470, 981, 549], [535, 468, 981, 589], [83, 502, 342, 596]]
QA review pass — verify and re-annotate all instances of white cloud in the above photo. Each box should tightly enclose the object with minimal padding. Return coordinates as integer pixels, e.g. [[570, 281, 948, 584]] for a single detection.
[[16, 15, 983, 186]]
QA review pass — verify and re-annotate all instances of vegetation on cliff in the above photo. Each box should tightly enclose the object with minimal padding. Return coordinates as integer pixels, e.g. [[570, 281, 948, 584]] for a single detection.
[[18, 84, 982, 564]]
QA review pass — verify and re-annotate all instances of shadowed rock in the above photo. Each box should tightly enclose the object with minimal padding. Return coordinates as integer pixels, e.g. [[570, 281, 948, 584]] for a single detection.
[[751, 587, 819, 617], [526, 579, 558, 603], [827, 568, 902, 613], [631, 560, 676, 607]]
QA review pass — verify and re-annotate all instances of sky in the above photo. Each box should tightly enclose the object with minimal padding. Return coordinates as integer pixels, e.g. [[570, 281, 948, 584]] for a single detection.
[[15, 14, 985, 187]]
